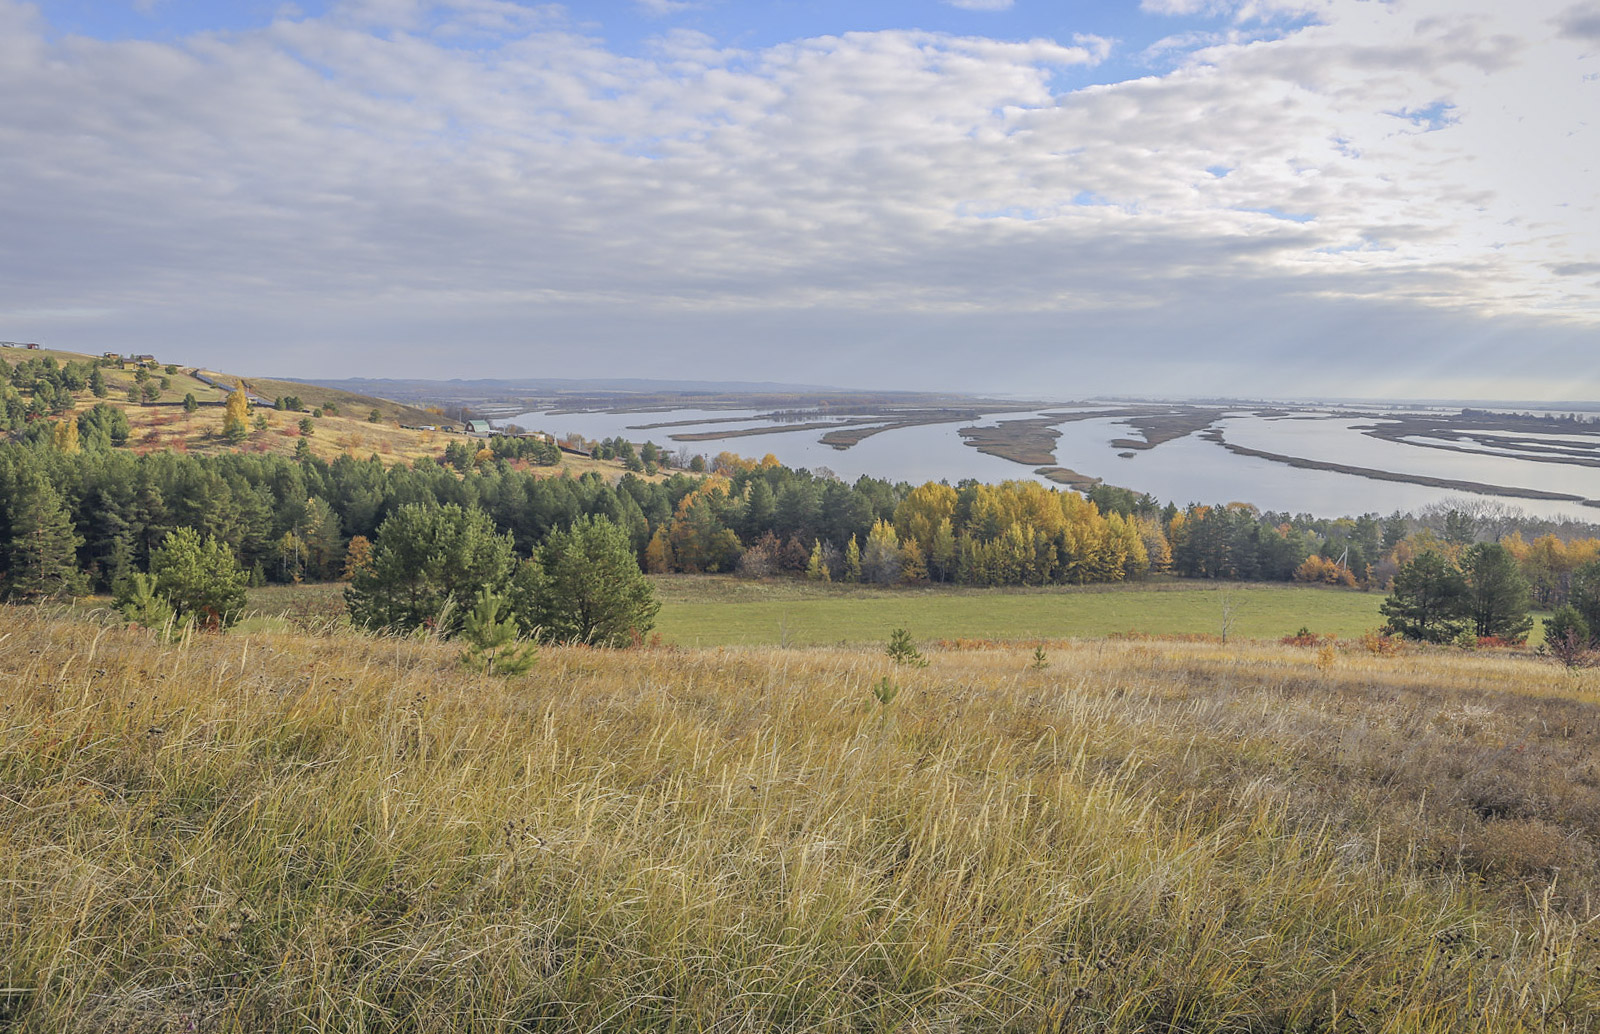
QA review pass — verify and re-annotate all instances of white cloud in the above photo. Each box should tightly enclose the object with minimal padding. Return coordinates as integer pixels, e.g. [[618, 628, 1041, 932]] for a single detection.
[[634, 0, 705, 17], [0, 0, 1593, 397], [944, 0, 1015, 10]]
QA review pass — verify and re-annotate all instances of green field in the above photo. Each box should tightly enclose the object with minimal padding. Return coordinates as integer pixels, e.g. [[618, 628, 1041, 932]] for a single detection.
[[649, 575, 1390, 646], [240, 576, 1552, 647]]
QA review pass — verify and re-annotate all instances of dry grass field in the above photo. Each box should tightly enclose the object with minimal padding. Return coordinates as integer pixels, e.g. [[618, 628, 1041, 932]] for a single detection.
[[4, 604, 1600, 1032]]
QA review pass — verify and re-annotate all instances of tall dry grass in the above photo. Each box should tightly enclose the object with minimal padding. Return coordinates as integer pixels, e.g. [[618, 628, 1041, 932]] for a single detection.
[[3, 605, 1599, 1031]]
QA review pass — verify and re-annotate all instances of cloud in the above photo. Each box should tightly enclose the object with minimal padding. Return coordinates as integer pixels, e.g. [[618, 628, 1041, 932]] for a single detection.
[[634, 0, 705, 16], [943, 0, 1015, 10], [1555, 2, 1600, 40], [0, 0, 1593, 398]]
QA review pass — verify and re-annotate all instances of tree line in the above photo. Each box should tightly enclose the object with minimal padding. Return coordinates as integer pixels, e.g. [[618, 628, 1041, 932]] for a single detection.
[[8, 407, 1600, 648]]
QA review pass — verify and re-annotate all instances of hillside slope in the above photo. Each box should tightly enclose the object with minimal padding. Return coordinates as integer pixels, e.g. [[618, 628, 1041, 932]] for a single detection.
[[3, 605, 1598, 1031], [1, 344, 666, 478]]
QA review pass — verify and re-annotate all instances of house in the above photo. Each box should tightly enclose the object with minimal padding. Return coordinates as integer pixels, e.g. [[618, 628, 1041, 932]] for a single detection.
[[102, 352, 122, 362], [24, 342, 40, 350], [466, 419, 493, 435], [519, 431, 554, 443]]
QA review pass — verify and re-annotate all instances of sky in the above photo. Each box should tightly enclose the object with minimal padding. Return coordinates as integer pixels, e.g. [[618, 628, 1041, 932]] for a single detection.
[[1, 0, 1597, 399]]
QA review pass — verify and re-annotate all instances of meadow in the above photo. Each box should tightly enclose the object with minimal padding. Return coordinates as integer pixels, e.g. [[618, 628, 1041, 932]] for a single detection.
[[650, 576, 1393, 647], [240, 577, 1401, 646], [3, 604, 1599, 1031]]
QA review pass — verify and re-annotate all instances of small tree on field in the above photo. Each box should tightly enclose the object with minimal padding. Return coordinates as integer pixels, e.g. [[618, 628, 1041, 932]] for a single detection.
[[113, 571, 176, 635], [345, 503, 515, 635], [516, 515, 659, 646], [149, 527, 248, 629], [223, 388, 250, 440], [459, 587, 538, 676], [886, 627, 927, 667]]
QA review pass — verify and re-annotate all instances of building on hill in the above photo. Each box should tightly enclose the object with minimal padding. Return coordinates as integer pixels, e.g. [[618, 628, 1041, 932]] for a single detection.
[[102, 352, 122, 362], [466, 419, 493, 435]]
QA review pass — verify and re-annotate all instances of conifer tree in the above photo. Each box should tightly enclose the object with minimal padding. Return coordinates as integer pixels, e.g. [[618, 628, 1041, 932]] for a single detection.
[[113, 571, 175, 634], [460, 587, 538, 676], [150, 527, 248, 629], [5, 472, 86, 600], [1460, 542, 1533, 641], [1380, 551, 1468, 643], [844, 535, 861, 583]]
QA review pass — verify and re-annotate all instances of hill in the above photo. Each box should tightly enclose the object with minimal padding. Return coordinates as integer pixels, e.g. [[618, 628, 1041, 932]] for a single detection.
[[3, 604, 1598, 1031], [0, 344, 671, 479]]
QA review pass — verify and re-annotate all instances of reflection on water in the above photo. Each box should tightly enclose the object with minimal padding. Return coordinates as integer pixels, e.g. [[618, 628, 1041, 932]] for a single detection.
[[511, 407, 1600, 522]]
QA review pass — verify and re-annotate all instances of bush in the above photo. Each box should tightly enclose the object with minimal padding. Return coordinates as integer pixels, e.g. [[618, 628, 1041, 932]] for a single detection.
[[1544, 606, 1595, 668]]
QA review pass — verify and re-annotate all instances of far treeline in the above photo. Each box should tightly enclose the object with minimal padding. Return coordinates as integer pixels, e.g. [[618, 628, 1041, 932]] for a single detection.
[[4, 416, 1600, 648]]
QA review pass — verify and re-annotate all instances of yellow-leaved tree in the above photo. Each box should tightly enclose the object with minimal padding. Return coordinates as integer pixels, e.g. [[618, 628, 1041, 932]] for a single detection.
[[223, 387, 250, 440]]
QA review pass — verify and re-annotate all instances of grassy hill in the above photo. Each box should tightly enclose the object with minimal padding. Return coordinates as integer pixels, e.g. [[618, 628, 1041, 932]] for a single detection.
[[3, 604, 1598, 1031], [0, 344, 669, 480]]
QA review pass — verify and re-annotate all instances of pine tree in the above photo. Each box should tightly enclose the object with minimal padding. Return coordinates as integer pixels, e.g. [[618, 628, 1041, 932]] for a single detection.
[[150, 527, 248, 629], [5, 473, 86, 600], [89, 366, 107, 398], [113, 571, 175, 634], [460, 587, 538, 676], [885, 627, 928, 667], [1380, 551, 1468, 643], [520, 515, 659, 646], [1461, 542, 1533, 641], [301, 496, 344, 580]]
